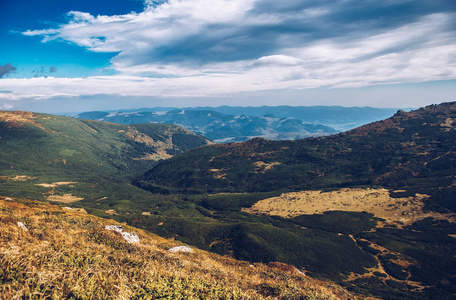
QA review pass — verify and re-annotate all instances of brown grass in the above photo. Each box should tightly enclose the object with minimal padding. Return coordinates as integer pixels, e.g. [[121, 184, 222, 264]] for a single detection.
[[243, 188, 456, 226], [0, 175, 35, 182], [252, 161, 281, 173], [35, 182, 78, 188], [0, 111, 53, 133], [209, 169, 228, 180], [0, 198, 372, 299], [122, 127, 174, 160], [46, 194, 84, 203]]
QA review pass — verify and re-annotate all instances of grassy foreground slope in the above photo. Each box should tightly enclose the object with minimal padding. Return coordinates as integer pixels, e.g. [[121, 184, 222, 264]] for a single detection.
[[0, 111, 210, 201], [0, 198, 360, 300]]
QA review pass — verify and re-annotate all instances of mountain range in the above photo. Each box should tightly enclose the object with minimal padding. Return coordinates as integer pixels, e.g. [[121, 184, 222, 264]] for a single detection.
[[139, 103, 456, 204], [189, 106, 402, 131], [75, 109, 336, 143], [133, 102, 456, 299], [74, 106, 401, 142], [1, 103, 455, 299]]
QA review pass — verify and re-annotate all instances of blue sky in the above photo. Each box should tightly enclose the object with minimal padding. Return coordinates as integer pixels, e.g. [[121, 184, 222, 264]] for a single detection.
[[1, 0, 456, 112]]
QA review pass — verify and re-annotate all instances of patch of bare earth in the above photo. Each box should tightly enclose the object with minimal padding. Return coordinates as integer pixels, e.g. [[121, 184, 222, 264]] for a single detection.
[[120, 127, 175, 160], [35, 182, 78, 188], [208, 168, 228, 180], [0, 175, 35, 181], [253, 161, 281, 173], [47, 194, 84, 203], [243, 188, 456, 226], [132, 153, 171, 161], [105, 209, 117, 215]]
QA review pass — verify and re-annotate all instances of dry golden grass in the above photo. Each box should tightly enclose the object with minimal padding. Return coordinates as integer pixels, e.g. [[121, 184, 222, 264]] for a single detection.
[[0, 111, 53, 133], [243, 188, 456, 226], [0, 199, 371, 300], [0, 175, 36, 182], [122, 127, 174, 160], [209, 169, 229, 180], [252, 161, 281, 173], [35, 182, 78, 188], [46, 194, 84, 203]]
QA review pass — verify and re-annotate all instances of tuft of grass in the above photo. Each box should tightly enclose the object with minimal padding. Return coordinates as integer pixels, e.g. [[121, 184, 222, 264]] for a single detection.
[[0, 199, 364, 300]]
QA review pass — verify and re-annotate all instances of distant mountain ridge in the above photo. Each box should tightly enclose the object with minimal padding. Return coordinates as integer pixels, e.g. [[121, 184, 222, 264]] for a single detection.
[[187, 105, 403, 130], [78, 105, 401, 131], [73, 106, 402, 142], [75, 108, 337, 142]]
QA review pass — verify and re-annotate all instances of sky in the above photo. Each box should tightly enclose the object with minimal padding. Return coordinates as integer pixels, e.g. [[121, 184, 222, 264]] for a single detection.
[[1, 0, 456, 113]]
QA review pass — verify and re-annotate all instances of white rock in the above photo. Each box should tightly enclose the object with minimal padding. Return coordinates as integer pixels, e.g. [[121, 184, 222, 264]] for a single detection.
[[105, 225, 139, 244], [63, 207, 73, 210], [5, 198, 12, 201], [105, 225, 123, 233], [121, 232, 140, 244], [295, 267, 306, 276], [17, 222, 28, 231], [168, 245, 193, 253]]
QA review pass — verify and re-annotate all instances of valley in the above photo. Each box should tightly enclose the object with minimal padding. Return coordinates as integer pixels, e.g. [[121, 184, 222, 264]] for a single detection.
[[3, 0, 455, 298], [1, 103, 456, 299]]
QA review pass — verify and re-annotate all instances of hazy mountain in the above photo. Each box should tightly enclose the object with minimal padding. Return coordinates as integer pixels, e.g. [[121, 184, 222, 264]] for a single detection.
[[75, 109, 337, 142], [77, 105, 402, 130], [185, 105, 403, 131]]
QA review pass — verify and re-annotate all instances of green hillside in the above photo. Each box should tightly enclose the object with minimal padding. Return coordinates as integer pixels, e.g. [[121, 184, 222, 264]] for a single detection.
[[0, 111, 211, 201], [124, 102, 456, 299], [138, 102, 456, 211], [2, 105, 456, 299]]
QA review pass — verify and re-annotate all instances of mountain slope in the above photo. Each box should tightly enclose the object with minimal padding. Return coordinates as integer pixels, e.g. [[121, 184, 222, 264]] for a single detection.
[[3, 105, 456, 299], [75, 109, 337, 143], [128, 102, 456, 299], [138, 102, 456, 211], [190, 106, 401, 131], [0, 197, 360, 299], [0, 111, 211, 201]]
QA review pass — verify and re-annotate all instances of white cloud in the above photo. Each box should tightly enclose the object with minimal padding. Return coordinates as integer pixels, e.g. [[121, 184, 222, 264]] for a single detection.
[[9, 1, 456, 102], [252, 55, 303, 67]]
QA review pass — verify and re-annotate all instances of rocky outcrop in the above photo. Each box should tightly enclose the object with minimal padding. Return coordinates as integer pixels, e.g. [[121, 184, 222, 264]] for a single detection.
[[105, 225, 140, 244]]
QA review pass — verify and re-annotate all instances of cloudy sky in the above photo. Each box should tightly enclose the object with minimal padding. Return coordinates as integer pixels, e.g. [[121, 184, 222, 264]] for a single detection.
[[1, 0, 456, 112]]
